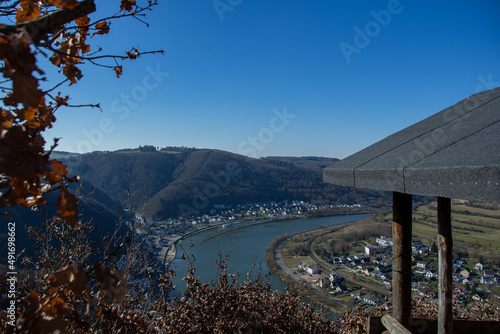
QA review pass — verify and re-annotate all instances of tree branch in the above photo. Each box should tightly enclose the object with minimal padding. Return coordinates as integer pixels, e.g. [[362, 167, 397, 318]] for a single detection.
[[0, 0, 96, 42]]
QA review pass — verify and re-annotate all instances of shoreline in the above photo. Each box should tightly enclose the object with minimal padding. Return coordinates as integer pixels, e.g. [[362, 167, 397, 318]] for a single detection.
[[265, 223, 352, 315], [163, 208, 370, 266], [265, 214, 398, 315]]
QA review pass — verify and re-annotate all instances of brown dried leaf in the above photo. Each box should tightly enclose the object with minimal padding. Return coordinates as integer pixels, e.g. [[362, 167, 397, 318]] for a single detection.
[[120, 0, 137, 12], [0, 109, 14, 130], [94, 21, 110, 35], [16, 0, 41, 23], [54, 263, 75, 285], [70, 269, 86, 297], [46, 159, 68, 184], [96, 265, 127, 304], [55, 188, 78, 226], [49, 0, 80, 10], [114, 65, 123, 78]]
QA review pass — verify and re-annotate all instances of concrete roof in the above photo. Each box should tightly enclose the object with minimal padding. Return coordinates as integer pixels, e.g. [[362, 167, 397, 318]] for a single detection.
[[324, 87, 500, 203]]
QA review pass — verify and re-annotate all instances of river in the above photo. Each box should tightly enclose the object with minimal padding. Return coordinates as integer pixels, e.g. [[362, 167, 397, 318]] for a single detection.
[[170, 214, 368, 295]]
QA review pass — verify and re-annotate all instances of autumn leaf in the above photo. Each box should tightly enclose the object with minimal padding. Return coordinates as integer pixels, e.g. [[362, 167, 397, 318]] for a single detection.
[[126, 47, 140, 59], [70, 269, 86, 297], [15, 0, 41, 23], [55, 188, 78, 226], [50, 53, 62, 67], [46, 159, 68, 185], [62, 63, 83, 85], [55, 93, 69, 106], [75, 15, 91, 35], [0, 109, 14, 130], [94, 21, 110, 36], [54, 263, 75, 285], [114, 65, 123, 78], [120, 0, 137, 12], [22, 107, 37, 121], [96, 265, 127, 304], [48, 0, 80, 10], [10, 70, 41, 108]]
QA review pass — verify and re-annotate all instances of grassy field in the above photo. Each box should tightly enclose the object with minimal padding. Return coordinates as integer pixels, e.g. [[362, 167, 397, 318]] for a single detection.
[[282, 256, 311, 268], [413, 201, 500, 263], [378, 201, 500, 264]]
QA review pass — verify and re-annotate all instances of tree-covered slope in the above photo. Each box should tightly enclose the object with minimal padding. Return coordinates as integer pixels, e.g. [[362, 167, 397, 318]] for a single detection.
[[63, 148, 389, 219]]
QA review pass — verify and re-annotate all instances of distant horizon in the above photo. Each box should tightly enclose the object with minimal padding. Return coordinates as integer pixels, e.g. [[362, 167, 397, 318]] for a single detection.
[[50, 147, 342, 160]]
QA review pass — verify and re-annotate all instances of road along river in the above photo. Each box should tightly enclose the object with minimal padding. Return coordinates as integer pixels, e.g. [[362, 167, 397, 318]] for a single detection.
[[170, 214, 368, 295]]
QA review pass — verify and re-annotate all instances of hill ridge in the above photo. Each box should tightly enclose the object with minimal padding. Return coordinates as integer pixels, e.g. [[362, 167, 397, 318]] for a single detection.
[[58, 148, 389, 219]]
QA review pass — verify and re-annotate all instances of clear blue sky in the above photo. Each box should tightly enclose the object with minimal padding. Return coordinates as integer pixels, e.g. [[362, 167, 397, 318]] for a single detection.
[[43, 0, 500, 159]]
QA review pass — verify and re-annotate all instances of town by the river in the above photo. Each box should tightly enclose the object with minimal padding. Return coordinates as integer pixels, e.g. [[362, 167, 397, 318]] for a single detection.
[[169, 214, 369, 295]]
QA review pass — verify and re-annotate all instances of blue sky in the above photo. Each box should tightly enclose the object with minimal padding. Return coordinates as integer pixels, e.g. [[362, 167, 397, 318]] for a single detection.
[[43, 0, 500, 159]]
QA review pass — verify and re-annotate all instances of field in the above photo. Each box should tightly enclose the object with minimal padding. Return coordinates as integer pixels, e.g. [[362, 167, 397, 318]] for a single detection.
[[384, 200, 500, 264]]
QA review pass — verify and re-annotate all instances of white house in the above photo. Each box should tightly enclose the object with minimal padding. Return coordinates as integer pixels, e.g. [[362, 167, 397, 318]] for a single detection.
[[365, 245, 379, 256], [307, 265, 320, 275], [363, 294, 381, 306], [376, 236, 393, 247], [425, 271, 437, 279], [480, 276, 497, 285]]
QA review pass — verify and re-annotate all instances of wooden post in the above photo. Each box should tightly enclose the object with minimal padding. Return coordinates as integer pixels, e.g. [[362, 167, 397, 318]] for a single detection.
[[392, 192, 413, 330], [438, 197, 453, 334]]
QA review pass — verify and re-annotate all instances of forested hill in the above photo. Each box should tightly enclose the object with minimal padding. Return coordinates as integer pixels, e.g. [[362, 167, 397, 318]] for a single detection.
[[59, 148, 390, 219], [262, 156, 340, 172]]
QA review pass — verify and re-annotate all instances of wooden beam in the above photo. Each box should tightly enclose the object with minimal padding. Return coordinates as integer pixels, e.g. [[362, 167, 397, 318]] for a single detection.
[[367, 316, 500, 334], [392, 192, 413, 330], [438, 197, 453, 334], [381, 315, 412, 334]]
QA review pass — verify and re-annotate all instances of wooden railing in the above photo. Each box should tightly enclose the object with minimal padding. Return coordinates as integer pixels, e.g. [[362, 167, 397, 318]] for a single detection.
[[381, 315, 412, 334], [367, 315, 500, 334]]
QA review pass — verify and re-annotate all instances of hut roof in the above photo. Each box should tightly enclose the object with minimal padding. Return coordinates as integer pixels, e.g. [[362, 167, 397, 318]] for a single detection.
[[324, 87, 500, 203]]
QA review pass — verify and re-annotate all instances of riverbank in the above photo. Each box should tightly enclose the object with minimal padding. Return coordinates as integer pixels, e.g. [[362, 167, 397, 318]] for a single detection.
[[164, 208, 370, 266], [265, 215, 394, 314], [164, 216, 301, 266], [265, 223, 351, 314]]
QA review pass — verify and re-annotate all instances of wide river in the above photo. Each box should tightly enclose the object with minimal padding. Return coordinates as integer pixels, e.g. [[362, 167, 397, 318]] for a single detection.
[[170, 214, 368, 295]]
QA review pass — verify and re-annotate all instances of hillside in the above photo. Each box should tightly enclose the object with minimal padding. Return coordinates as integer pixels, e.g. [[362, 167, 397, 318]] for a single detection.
[[60, 148, 390, 219], [0, 181, 127, 257]]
